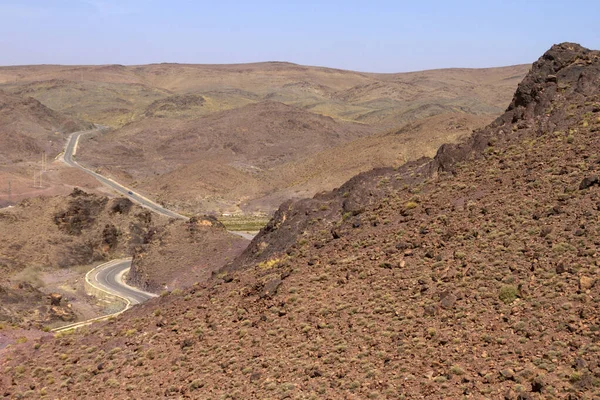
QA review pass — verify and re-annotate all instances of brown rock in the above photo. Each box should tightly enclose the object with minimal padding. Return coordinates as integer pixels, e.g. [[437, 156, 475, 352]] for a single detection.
[[579, 175, 599, 190], [260, 277, 283, 298], [439, 292, 457, 309], [424, 305, 437, 316], [500, 368, 515, 381], [49, 293, 62, 306], [579, 276, 596, 290]]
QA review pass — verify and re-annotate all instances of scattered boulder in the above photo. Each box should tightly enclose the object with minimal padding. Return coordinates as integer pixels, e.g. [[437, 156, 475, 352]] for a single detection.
[[579, 275, 596, 290], [260, 277, 282, 298], [48, 293, 62, 306], [579, 175, 599, 190], [531, 376, 544, 393], [439, 291, 457, 309], [424, 305, 437, 316]]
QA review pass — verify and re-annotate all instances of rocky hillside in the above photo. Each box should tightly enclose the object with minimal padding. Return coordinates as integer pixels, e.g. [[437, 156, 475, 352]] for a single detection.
[[77, 103, 493, 215], [0, 90, 91, 163], [0, 189, 166, 327], [128, 216, 249, 293], [0, 189, 164, 273], [0, 62, 528, 128], [2, 43, 600, 399], [77, 100, 378, 213]]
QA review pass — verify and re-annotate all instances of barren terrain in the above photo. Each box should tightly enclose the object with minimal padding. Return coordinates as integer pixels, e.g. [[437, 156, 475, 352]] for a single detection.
[[0, 62, 527, 128], [0, 188, 247, 329], [2, 43, 598, 399], [0, 62, 528, 213], [0, 90, 93, 207]]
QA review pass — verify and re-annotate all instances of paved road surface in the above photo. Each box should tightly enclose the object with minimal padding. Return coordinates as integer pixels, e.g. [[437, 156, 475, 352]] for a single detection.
[[52, 258, 157, 332], [62, 128, 187, 220], [88, 259, 157, 305], [53, 127, 256, 332]]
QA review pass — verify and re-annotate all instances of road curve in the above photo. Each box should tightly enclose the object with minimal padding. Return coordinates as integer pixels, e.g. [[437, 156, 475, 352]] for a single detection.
[[62, 128, 188, 220], [54, 127, 254, 331], [88, 258, 157, 305], [51, 258, 157, 333]]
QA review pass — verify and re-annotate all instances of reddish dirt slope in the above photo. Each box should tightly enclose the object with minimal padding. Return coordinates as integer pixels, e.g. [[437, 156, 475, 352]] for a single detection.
[[0, 90, 91, 163], [127, 216, 249, 293], [2, 43, 600, 399]]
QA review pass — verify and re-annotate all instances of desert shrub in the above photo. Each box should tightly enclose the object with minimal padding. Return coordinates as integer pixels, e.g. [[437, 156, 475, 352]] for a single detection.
[[499, 285, 518, 304]]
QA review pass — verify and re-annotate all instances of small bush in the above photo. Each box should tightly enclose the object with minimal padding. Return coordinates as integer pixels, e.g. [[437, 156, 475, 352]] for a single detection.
[[404, 201, 418, 210], [190, 379, 204, 390], [499, 285, 518, 304]]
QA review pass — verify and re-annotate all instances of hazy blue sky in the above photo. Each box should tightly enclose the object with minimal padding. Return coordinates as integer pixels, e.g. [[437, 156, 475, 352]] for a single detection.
[[1, 0, 599, 72]]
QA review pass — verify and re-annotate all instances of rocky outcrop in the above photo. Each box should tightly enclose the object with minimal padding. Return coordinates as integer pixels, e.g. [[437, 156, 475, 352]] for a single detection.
[[1, 189, 167, 272], [144, 94, 206, 118], [228, 43, 600, 271], [0, 283, 75, 327], [127, 216, 248, 292]]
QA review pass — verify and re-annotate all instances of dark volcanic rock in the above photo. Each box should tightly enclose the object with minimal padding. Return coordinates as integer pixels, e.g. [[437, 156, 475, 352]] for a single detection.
[[579, 175, 599, 190]]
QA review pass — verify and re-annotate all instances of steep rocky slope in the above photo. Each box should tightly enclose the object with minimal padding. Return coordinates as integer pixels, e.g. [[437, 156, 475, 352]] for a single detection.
[[2, 43, 599, 399], [127, 216, 249, 292]]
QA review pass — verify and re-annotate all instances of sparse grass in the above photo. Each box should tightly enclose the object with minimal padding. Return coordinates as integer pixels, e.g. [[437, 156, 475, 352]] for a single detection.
[[218, 214, 269, 231], [404, 201, 418, 210], [257, 257, 281, 271]]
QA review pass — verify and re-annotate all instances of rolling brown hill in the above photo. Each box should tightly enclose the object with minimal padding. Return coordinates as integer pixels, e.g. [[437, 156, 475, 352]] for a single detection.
[[0, 63, 528, 129], [76, 100, 379, 213], [0, 90, 94, 207], [0, 90, 91, 164], [247, 112, 494, 211], [0, 62, 528, 211], [2, 43, 598, 399]]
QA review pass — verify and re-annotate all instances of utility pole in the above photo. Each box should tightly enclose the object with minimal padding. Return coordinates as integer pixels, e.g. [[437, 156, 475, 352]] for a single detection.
[[33, 171, 43, 188], [7, 181, 11, 203]]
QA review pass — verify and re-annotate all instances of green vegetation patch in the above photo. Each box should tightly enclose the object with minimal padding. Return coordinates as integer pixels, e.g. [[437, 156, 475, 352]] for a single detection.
[[218, 214, 269, 232]]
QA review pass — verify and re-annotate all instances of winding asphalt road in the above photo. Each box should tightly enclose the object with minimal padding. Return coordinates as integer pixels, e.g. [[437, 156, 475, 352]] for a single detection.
[[55, 127, 182, 330], [55, 127, 255, 331], [62, 127, 187, 220], [51, 258, 157, 332], [89, 259, 157, 305]]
